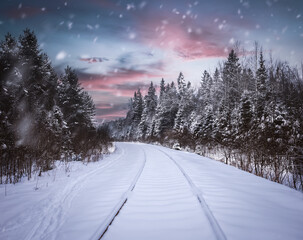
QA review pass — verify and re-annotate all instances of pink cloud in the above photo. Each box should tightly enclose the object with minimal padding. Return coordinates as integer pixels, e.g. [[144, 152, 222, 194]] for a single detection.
[[79, 57, 109, 63], [79, 68, 163, 97], [144, 22, 226, 59], [96, 103, 114, 110], [129, 10, 255, 60], [95, 110, 128, 120]]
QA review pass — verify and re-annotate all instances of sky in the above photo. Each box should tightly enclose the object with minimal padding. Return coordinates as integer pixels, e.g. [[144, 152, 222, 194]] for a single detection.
[[0, 0, 302, 122]]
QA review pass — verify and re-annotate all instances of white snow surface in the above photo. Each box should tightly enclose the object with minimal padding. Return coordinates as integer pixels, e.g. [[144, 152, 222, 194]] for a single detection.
[[0, 142, 302, 240]]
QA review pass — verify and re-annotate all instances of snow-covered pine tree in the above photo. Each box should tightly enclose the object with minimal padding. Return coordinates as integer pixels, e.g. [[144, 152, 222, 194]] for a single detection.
[[239, 91, 253, 135], [212, 68, 223, 112], [159, 78, 165, 102], [194, 105, 214, 145], [198, 70, 213, 110], [58, 66, 95, 155], [177, 72, 186, 96], [154, 81, 178, 138], [174, 74, 194, 133], [0, 33, 17, 148], [133, 88, 143, 125], [139, 82, 157, 139], [222, 49, 241, 109], [255, 50, 268, 120]]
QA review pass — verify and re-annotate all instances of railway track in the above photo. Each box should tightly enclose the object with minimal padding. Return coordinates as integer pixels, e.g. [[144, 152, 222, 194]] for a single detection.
[[90, 148, 147, 240], [90, 145, 226, 240], [155, 147, 227, 240]]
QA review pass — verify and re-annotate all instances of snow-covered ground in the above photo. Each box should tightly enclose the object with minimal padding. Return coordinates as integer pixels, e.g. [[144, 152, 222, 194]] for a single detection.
[[0, 142, 302, 240]]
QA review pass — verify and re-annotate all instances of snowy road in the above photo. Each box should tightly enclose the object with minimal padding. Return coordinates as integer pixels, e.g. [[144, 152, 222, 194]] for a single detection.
[[0, 142, 303, 240]]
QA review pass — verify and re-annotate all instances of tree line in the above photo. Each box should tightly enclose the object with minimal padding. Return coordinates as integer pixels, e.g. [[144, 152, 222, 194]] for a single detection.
[[108, 48, 303, 191], [0, 29, 111, 184]]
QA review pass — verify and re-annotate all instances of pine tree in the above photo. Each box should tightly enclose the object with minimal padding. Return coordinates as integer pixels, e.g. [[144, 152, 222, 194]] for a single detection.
[[255, 51, 268, 120], [0, 33, 18, 171], [198, 70, 213, 109], [133, 88, 143, 124], [177, 72, 186, 96], [239, 91, 253, 134], [139, 82, 157, 138], [154, 82, 178, 138], [212, 68, 223, 112], [194, 105, 214, 144], [0, 33, 18, 82], [159, 78, 165, 102], [222, 49, 241, 109], [256, 51, 267, 95], [58, 66, 95, 154], [174, 73, 194, 133]]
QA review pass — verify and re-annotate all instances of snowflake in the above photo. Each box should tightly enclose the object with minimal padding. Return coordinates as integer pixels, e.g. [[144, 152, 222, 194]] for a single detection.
[[129, 33, 136, 40], [67, 22, 73, 30], [56, 51, 67, 60]]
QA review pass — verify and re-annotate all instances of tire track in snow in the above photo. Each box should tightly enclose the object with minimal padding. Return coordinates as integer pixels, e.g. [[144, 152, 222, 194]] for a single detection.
[[155, 147, 227, 240], [23, 147, 126, 240], [90, 148, 147, 240]]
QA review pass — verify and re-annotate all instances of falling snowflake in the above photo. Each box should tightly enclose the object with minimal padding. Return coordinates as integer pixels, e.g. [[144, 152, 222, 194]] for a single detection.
[[129, 33, 136, 40], [67, 22, 73, 30], [56, 51, 67, 60], [229, 38, 235, 44], [126, 3, 135, 10]]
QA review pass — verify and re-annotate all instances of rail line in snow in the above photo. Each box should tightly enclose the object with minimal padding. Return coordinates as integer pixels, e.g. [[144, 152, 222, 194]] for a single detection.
[[155, 147, 227, 240], [90, 148, 147, 240]]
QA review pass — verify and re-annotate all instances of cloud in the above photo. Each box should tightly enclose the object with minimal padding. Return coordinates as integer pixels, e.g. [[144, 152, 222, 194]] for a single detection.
[[77, 66, 162, 97], [140, 18, 228, 59], [95, 103, 129, 121], [124, 7, 256, 60], [95, 110, 128, 121], [79, 57, 109, 63], [96, 103, 115, 109]]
